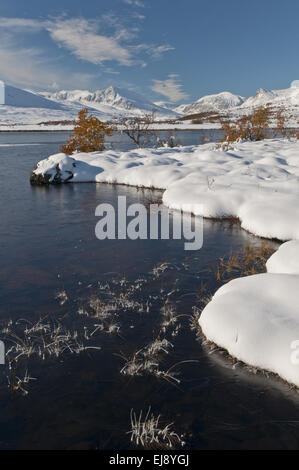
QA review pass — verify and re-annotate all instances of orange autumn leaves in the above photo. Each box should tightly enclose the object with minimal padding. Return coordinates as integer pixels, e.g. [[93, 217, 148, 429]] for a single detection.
[[61, 108, 113, 155]]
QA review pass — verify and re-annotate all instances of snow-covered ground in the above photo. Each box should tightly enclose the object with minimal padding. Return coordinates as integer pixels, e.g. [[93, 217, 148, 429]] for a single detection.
[[32, 138, 299, 241], [199, 241, 299, 387], [266, 240, 299, 274], [0, 123, 75, 132], [0, 121, 221, 132]]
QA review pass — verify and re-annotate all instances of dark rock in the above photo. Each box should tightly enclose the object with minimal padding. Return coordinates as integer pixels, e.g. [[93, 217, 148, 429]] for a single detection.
[[30, 164, 74, 185]]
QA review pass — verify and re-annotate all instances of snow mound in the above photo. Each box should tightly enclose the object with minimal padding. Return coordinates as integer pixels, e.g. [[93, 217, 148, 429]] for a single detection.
[[199, 238, 299, 388], [198, 271, 299, 387], [266, 240, 299, 274], [30, 153, 76, 184], [31, 139, 299, 241]]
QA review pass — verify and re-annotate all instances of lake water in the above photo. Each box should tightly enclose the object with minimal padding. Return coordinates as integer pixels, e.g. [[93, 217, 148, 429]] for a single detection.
[[0, 131, 298, 450]]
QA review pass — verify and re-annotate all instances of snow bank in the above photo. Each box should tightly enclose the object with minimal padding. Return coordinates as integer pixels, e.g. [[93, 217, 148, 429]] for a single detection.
[[266, 240, 299, 274], [32, 139, 299, 241], [198, 270, 299, 387], [199, 237, 299, 387]]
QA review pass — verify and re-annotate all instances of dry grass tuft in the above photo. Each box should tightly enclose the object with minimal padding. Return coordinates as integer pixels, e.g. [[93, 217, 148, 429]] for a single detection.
[[128, 407, 185, 449], [213, 242, 275, 283]]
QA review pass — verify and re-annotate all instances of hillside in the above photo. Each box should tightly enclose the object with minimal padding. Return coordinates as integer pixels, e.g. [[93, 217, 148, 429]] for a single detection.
[[176, 91, 245, 115], [2, 82, 299, 129], [40, 86, 178, 118], [0, 83, 178, 127], [1, 83, 64, 110]]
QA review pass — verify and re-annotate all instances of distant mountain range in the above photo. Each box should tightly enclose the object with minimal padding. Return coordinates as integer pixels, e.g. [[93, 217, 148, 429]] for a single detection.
[[174, 86, 299, 117], [1, 81, 299, 127], [0, 83, 179, 125], [175, 91, 245, 115], [40, 86, 179, 118]]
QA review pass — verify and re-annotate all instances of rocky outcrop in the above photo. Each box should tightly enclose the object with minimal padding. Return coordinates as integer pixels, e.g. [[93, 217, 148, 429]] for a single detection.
[[30, 154, 76, 185]]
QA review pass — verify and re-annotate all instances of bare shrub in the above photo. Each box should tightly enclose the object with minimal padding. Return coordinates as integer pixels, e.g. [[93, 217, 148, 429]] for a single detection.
[[275, 109, 287, 137], [118, 111, 157, 148]]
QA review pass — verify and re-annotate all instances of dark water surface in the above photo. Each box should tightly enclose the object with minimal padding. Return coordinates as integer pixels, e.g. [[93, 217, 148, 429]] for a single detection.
[[0, 131, 298, 450]]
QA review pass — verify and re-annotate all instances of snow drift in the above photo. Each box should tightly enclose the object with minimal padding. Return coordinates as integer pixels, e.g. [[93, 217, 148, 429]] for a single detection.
[[31, 138, 299, 241], [266, 240, 299, 274], [199, 244, 299, 388]]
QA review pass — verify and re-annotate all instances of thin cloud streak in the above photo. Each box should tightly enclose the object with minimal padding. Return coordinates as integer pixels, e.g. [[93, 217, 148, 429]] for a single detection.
[[151, 74, 189, 103], [0, 16, 173, 67]]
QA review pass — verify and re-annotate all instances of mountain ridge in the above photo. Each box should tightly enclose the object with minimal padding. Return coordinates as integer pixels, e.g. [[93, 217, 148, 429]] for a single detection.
[[175, 91, 245, 115], [40, 85, 178, 117], [1, 81, 299, 126]]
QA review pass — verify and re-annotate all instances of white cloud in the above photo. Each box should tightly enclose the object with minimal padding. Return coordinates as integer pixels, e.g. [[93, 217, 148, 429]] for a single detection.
[[151, 74, 189, 103], [0, 17, 44, 32], [148, 44, 175, 59], [0, 15, 174, 90], [46, 18, 133, 66], [0, 16, 172, 69], [0, 33, 96, 90], [132, 13, 146, 20], [103, 67, 120, 75], [124, 0, 146, 7]]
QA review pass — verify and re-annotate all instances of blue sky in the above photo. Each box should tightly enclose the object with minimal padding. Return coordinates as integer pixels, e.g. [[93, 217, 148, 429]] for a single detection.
[[0, 0, 299, 103]]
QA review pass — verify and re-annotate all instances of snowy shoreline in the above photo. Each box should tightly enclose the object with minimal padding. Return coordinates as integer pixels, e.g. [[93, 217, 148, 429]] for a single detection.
[[30, 138, 299, 387], [31, 138, 299, 241], [0, 122, 221, 132], [3, 122, 299, 132], [199, 241, 299, 388]]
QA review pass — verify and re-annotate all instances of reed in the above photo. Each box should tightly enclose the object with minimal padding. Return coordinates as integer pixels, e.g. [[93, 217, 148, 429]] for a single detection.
[[128, 407, 185, 449]]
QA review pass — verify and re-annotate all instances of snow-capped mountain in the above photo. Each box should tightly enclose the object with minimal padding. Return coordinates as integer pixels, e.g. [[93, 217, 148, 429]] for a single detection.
[[240, 86, 299, 109], [41, 86, 178, 118], [240, 88, 276, 108], [175, 91, 245, 115], [0, 82, 64, 110], [0, 82, 179, 126], [2, 80, 299, 128], [153, 101, 179, 110]]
